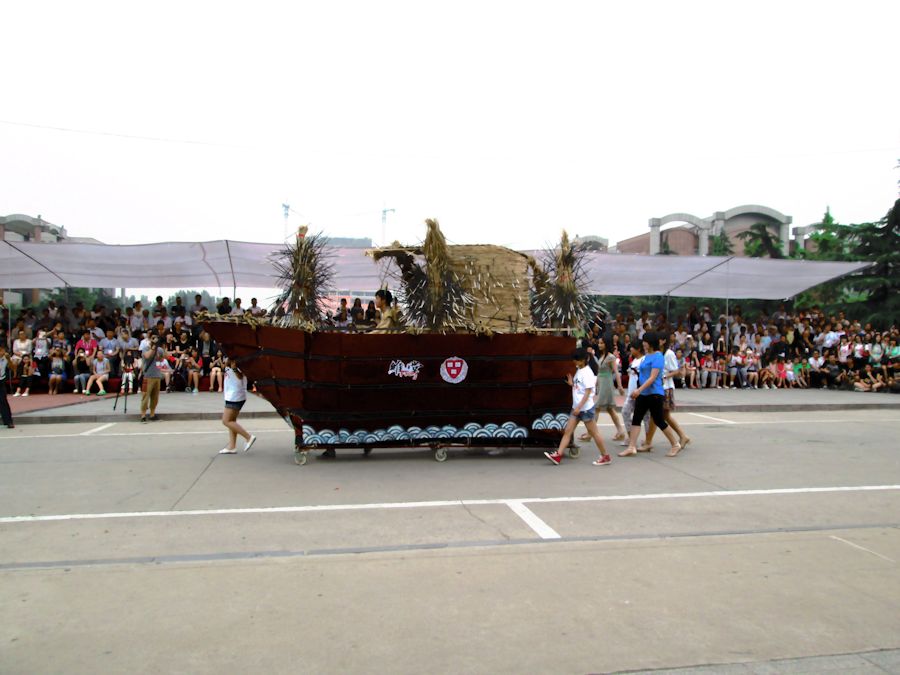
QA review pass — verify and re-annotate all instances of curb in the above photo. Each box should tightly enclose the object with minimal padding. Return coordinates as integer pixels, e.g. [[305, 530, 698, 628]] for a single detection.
[[11, 402, 898, 426]]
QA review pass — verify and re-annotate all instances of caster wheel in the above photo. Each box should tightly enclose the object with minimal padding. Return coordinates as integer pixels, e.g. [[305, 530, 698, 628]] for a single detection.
[[568, 445, 581, 459], [294, 450, 308, 465], [434, 447, 448, 462]]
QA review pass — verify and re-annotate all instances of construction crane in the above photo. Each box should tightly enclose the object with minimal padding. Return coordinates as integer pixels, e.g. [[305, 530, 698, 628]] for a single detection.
[[381, 206, 395, 246]]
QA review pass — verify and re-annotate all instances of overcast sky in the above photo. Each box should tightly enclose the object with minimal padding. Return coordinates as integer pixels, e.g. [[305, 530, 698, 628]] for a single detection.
[[3, 0, 898, 253]]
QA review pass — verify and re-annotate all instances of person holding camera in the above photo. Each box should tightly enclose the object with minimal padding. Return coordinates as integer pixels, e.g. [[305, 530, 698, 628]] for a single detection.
[[140, 334, 166, 423]]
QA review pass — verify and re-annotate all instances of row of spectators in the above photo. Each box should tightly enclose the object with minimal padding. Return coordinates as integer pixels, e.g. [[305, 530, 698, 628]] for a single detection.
[[1, 294, 260, 396], [581, 304, 899, 393], [3, 295, 898, 395]]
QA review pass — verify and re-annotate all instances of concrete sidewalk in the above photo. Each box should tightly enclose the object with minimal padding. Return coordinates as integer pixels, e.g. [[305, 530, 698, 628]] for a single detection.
[[8, 386, 899, 425]]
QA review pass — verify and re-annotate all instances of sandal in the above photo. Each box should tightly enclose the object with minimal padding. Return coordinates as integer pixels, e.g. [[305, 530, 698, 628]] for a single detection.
[[579, 432, 591, 441], [666, 443, 682, 457]]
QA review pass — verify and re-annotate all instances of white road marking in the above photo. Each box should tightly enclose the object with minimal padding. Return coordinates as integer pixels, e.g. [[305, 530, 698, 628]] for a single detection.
[[79, 423, 117, 436], [830, 535, 896, 563], [688, 412, 736, 424], [2, 484, 898, 525], [5, 416, 899, 442], [505, 500, 561, 539], [0, 429, 287, 441]]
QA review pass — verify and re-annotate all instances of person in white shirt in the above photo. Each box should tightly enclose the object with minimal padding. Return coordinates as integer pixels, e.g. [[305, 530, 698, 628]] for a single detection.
[[189, 294, 205, 316], [230, 299, 245, 316], [248, 298, 267, 317], [808, 350, 826, 388], [544, 348, 611, 466], [618, 344, 651, 448], [219, 358, 257, 455]]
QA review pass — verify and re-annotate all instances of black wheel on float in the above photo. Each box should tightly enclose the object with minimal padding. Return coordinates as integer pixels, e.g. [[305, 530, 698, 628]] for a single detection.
[[569, 445, 581, 459], [294, 449, 309, 465], [434, 447, 449, 462]]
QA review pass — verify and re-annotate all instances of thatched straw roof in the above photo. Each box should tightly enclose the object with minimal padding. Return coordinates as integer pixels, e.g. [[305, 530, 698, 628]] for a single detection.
[[369, 232, 533, 333]]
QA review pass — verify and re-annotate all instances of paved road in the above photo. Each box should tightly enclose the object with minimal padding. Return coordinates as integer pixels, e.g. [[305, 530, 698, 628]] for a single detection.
[[1, 409, 899, 673]]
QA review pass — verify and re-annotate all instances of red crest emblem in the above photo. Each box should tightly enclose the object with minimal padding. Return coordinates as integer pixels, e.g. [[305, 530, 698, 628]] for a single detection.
[[440, 356, 468, 384]]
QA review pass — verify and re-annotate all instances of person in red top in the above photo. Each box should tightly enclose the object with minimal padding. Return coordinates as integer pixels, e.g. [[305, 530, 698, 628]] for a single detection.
[[74, 330, 99, 366]]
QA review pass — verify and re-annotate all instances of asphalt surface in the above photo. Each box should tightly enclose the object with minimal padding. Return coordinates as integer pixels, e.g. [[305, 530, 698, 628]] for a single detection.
[[1, 405, 899, 674]]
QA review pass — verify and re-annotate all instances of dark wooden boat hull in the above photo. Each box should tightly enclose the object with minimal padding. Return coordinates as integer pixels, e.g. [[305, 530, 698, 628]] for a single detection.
[[204, 322, 575, 457]]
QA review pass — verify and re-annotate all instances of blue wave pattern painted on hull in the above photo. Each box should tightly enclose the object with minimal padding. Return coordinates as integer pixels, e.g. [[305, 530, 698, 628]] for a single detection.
[[301, 420, 530, 446], [530, 412, 570, 431]]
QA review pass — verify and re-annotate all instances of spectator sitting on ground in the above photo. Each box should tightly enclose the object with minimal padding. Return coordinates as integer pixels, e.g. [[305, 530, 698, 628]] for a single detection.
[[11, 330, 32, 374], [47, 348, 68, 395], [12, 355, 35, 397], [99, 329, 121, 377], [84, 351, 110, 396]]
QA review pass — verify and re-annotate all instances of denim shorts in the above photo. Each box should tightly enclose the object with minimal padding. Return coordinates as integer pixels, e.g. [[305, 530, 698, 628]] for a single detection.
[[571, 407, 595, 422]]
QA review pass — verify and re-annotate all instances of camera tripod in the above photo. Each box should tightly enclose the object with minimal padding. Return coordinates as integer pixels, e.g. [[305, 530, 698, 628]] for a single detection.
[[112, 372, 142, 414]]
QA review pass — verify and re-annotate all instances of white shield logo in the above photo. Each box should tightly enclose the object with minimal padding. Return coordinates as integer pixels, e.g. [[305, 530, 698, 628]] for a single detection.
[[440, 357, 468, 384]]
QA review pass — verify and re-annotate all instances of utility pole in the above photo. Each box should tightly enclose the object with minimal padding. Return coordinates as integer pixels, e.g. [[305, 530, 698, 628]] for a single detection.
[[381, 206, 395, 246]]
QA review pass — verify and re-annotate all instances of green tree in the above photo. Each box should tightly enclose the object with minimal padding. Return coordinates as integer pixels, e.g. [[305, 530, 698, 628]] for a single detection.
[[45, 287, 121, 309], [795, 201, 900, 324], [709, 231, 734, 256], [736, 222, 784, 258], [837, 198, 900, 325], [163, 290, 218, 311], [659, 231, 676, 255]]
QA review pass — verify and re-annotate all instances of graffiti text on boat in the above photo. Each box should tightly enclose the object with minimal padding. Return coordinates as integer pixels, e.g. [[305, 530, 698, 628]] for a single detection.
[[388, 359, 424, 380]]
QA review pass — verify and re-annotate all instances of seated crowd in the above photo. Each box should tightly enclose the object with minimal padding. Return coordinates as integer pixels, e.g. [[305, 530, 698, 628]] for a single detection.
[[3, 296, 897, 397], [0, 294, 267, 397], [581, 304, 899, 394]]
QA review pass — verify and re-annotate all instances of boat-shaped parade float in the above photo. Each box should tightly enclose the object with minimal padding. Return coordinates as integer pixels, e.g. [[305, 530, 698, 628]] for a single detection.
[[202, 220, 600, 465]]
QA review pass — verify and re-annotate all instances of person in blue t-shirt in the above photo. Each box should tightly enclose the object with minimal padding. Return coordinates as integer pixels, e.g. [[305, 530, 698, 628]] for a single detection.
[[619, 332, 683, 457]]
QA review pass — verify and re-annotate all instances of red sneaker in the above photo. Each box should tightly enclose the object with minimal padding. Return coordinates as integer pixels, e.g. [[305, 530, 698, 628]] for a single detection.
[[543, 451, 562, 465], [592, 455, 612, 467]]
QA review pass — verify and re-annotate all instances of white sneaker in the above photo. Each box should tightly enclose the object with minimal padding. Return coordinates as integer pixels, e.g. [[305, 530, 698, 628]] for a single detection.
[[13, 392, 20, 397], [243, 435, 257, 453], [218, 448, 237, 455], [22, 392, 29, 397]]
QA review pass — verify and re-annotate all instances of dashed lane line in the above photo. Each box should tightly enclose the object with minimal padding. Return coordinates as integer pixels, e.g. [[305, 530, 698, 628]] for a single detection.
[[79, 423, 117, 436], [506, 500, 561, 539], [688, 412, 736, 424]]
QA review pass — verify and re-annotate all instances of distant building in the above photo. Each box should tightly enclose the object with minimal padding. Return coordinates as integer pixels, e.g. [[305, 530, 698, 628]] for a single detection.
[[615, 205, 795, 257], [574, 234, 609, 252], [0, 213, 107, 307], [2, 214, 66, 306], [328, 236, 373, 248]]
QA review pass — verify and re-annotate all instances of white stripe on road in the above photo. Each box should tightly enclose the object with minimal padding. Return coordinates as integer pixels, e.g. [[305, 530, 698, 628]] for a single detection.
[[0, 429, 286, 441], [829, 535, 896, 563], [688, 412, 736, 424], [5, 417, 899, 442], [505, 500, 561, 539], [2, 484, 898, 525], [80, 423, 117, 436]]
